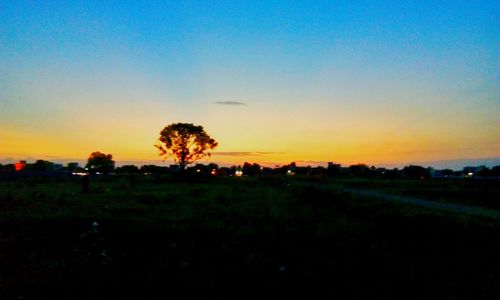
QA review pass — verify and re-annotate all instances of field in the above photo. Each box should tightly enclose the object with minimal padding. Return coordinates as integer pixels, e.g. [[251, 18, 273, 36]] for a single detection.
[[1, 176, 499, 299]]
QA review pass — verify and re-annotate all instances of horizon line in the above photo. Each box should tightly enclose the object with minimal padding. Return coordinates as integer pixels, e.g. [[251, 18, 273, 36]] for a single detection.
[[1, 156, 499, 171]]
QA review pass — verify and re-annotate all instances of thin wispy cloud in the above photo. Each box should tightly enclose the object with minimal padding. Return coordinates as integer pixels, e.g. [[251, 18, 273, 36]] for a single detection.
[[255, 152, 285, 155], [214, 101, 247, 106], [213, 151, 285, 157]]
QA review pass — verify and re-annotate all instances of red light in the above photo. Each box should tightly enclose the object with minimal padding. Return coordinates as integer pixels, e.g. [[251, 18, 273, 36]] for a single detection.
[[15, 161, 26, 172]]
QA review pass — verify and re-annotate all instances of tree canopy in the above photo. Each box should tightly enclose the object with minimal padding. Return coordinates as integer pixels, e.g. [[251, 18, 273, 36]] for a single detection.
[[86, 151, 115, 174], [155, 123, 218, 170]]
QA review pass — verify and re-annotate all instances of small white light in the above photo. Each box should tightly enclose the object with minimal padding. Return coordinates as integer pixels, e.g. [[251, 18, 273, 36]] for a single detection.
[[72, 172, 88, 176]]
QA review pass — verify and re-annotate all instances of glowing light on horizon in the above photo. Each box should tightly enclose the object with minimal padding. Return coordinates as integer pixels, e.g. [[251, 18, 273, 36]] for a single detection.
[[15, 161, 26, 172]]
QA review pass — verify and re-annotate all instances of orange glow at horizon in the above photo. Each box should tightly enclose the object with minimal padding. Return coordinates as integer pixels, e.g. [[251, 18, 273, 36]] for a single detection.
[[2, 107, 498, 168], [1, 74, 498, 167]]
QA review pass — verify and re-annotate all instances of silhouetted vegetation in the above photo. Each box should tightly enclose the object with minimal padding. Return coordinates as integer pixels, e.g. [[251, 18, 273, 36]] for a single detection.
[[402, 164, 431, 178], [115, 165, 140, 174], [2, 157, 500, 181], [155, 123, 218, 171], [348, 163, 371, 177], [242, 162, 262, 175], [86, 152, 115, 175]]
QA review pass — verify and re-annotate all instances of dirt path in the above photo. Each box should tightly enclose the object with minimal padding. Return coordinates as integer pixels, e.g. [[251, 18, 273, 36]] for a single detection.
[[347, 189, 500, 220]]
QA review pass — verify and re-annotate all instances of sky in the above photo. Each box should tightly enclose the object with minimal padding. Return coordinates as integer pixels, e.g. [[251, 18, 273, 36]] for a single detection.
[[1, 1, 499, 168]]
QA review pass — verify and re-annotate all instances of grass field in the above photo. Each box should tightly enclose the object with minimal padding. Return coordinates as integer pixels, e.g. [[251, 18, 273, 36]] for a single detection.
[[1, 176, 499, 299], [334, 177, 500, 209]]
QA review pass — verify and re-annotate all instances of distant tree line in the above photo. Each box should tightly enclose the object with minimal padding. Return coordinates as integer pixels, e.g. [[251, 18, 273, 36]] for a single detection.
[[1, 159, 500, 180], [4, 123, 499, 181]]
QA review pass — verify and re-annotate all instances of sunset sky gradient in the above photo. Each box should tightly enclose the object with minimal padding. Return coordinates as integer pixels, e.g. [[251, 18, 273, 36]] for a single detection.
[[1, 1, 499, 167]]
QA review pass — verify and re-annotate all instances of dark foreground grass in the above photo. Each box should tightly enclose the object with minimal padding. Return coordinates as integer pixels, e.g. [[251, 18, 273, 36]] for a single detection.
[[0, 176, 499, 299], [334, 177, 500, 209]]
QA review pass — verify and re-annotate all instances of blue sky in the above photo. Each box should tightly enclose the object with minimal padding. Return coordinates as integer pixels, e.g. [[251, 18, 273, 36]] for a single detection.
[[1, 1, 499, 167]]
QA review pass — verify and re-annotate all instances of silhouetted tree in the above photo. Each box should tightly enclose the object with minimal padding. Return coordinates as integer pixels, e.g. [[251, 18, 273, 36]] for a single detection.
[[402, 165, 430, 178], [207, 163, 219, 171], [476, 167, 491, 177], [348, 164, 371, 177], [116, 165, 140, 174], [327, 163, 342, 176], [155, 123, 218, 171], [28, 160, 55, 172], [86, 152, 115, 175], [67, 162, 80, 172], [441, 169, 454, 176], [243, 162, 261, 176], [379, 168, 402, 178], [491, 166, 500, 177], [218, 167, 230, 176]]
